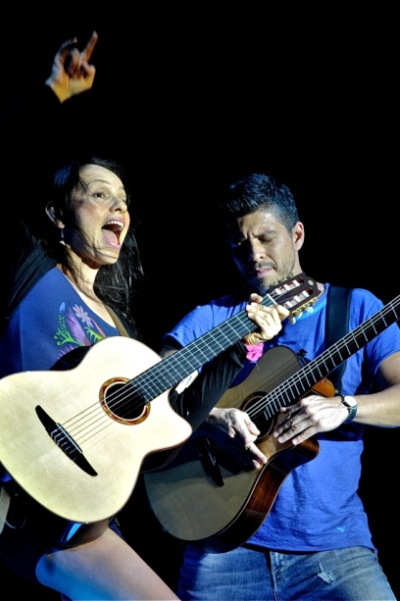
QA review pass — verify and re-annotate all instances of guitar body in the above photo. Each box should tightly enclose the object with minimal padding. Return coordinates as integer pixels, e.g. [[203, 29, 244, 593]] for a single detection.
[[145, 293, 400, 552], [0, 336, 191, 524], [0, 274, 320, 527], [144, 346, 321, 552]]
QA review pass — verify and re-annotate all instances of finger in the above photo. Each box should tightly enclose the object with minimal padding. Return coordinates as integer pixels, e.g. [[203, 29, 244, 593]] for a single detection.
[[245, 418, 261, 437], [264, 305, 289, 322], [252, 303, 285, 320], [79, 61, 96, 79], [82, 30, 98, 60], [249, 292, 263, 304], [64, 49, 80, 77], [244, 442, 267, 466], [277, 304, 290, 319], [227, 426, 237, 439], [57, 37, 79, 59], [257, 311, 282, 331]]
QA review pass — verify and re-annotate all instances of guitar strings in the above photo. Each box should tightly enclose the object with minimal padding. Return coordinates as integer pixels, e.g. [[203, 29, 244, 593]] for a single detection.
[[56, 279, 320, 450], [244, 297, 400, 425], [183, 296, 400, 473]]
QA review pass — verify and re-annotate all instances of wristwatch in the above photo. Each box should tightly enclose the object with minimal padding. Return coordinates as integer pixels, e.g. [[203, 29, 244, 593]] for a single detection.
[[341, 395, 358, 424]]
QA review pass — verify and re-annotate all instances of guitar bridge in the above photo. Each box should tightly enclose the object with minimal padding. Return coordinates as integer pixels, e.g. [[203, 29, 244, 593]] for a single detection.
[[36, 406, 97, 476]]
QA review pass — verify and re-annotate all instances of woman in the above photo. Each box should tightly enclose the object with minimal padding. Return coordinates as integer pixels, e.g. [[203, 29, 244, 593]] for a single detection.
[[0, 33, 288, 600], [0, 154, 181, 600]]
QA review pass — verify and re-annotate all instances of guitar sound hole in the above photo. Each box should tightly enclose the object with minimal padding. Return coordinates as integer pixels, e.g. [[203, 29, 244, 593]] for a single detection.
[[253, 412, 273, 436], [243, 393, 274, 436], [102, 380, 149, 423]]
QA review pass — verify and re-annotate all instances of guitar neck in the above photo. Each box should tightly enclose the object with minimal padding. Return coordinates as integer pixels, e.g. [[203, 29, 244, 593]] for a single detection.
[[268, 294, 400, 412], [132, 294, 274, 402], [133, 273, 318, 402]]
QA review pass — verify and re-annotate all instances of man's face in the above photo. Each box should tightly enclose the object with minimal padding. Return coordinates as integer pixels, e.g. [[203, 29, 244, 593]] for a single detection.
[[227, 208, 304, 292]]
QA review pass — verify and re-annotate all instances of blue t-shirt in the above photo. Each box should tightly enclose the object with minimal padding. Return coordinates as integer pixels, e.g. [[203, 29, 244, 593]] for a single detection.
[[0, 267, 119, 377], [163, 283, 400, 551]]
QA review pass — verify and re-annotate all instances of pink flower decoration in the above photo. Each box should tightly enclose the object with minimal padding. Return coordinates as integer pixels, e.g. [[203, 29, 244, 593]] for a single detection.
[[245, 342, 264, 362]]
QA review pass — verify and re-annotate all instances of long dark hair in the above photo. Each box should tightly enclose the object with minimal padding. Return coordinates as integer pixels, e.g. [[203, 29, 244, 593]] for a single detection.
[[43, 155, 144, 334]]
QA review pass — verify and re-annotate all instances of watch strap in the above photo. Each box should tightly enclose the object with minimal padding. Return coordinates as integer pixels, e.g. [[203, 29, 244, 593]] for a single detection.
[[340, 395, 357, 425]]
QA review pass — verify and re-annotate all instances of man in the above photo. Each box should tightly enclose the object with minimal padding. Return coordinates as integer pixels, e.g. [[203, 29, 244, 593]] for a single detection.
[[158, 173, 400, 600]]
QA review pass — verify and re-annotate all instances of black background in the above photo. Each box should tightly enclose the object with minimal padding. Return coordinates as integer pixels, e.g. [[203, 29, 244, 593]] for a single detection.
[[1, 5, 399, 598]]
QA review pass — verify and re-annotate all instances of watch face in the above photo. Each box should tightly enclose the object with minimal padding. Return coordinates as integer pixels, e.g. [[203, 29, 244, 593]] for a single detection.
[[344, 396, 357, 408], [342, 396, 357, 425]]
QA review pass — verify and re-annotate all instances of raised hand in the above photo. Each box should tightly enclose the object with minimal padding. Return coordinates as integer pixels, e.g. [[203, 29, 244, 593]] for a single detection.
[[45, 30, 98, 102]]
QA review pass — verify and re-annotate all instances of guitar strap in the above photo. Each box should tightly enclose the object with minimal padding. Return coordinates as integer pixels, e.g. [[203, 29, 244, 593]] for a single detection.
[[326, 284, 352, 394]]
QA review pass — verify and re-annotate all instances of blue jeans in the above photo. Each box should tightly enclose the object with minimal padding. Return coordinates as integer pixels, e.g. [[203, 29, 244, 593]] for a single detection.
[[177, 545, 396, 600]]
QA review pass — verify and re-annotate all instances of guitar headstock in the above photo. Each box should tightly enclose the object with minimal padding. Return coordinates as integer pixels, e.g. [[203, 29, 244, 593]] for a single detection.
[[262, 273, 320, 320]]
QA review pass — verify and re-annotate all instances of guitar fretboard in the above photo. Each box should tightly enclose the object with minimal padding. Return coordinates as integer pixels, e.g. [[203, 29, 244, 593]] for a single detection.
[[127, 274, 318, 403], [263, 295, 400, 417]]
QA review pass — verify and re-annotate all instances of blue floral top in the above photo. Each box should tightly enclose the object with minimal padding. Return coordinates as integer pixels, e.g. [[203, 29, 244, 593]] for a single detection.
[[0, 267, 119, 376]]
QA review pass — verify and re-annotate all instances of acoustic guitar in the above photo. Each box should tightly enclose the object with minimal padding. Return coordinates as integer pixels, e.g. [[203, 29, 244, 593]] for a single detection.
[[144, 293, 400, 552], [0, 273, 318, 524]]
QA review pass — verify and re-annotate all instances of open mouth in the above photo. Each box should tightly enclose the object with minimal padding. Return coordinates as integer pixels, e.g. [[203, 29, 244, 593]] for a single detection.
[[102, 220, 124, 247]]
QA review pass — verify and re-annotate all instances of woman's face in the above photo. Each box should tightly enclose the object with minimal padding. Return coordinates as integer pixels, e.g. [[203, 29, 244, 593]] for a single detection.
[[65, 163, 131, 268]]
